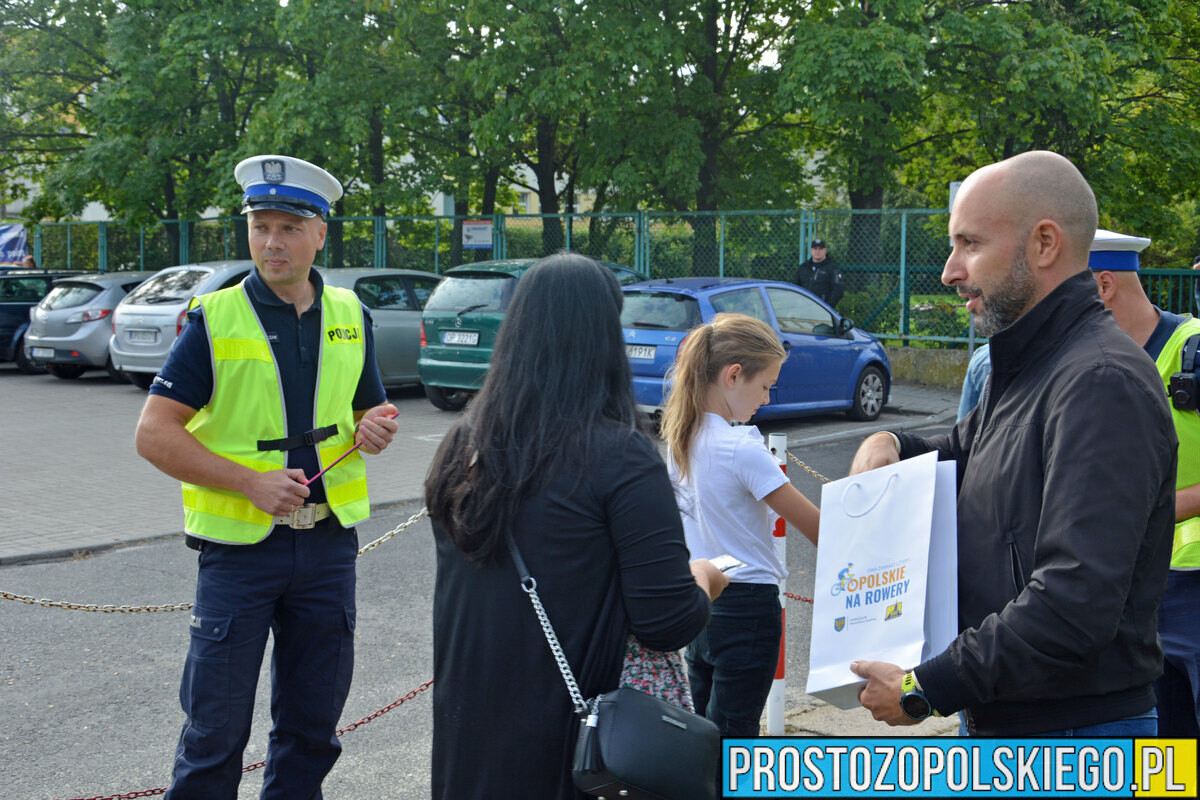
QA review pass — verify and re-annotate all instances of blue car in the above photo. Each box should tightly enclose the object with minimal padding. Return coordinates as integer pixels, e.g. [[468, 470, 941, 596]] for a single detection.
[[621, 278, 890, 421]]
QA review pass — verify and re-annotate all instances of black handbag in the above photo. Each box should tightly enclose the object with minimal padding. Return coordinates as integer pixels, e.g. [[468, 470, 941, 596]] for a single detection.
[[507, 534, 720, 800]]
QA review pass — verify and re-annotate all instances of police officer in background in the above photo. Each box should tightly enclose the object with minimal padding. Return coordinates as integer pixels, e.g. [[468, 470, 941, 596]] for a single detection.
[[1192, 253, 1200, 315], [135, 154, 399, 799], [1091, 229, 1200, 736], [795, 238, 845, 308]]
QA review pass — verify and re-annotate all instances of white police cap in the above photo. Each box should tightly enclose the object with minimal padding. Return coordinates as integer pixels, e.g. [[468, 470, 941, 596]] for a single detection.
[[1088, 228, 1151, 272], [235, 155, 343, 219]]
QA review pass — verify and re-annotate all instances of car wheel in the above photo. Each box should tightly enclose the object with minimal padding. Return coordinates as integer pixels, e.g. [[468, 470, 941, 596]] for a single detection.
[[125, 371, 156, 391], [106, 356, 129, 383], [848, 365, 886, 421], [424, 384, 472, 411], [14, 336, 47, 375], [47, 363, 86, 380]]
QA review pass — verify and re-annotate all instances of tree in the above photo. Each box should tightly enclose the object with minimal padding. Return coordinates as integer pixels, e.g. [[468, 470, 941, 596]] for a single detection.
[[0, 0, 116, 219], [3, 0, 1197, 275], [777, 0, 933, 263], [241, 0, 408, 265], [903, 0, 1200, 265], [3, 0, 281, 263], [460, 0, 609, 255], [387, 0, 519, 266], [575, 0, 810, 271]]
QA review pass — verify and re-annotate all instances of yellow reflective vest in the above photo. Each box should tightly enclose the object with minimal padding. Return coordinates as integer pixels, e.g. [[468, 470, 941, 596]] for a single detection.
[[181, 281, 369, 544], [1155, 316, 1200, 569]]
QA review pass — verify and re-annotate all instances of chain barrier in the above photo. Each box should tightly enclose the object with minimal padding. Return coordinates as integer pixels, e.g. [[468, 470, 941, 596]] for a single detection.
[[0, 592, 193, 614], [3, 507, 430, 615], [14, 459, 828, 614], [777, 448, 825, 604], [356, 507, 427, 557], [36, 467, 831, 797], [785, 449, 833, 485], [55, 680, 435, 800]]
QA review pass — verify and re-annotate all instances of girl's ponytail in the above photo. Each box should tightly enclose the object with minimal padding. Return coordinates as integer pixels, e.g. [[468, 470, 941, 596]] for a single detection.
[[662, 314, 784, 480], [662, 323, 715, 480]]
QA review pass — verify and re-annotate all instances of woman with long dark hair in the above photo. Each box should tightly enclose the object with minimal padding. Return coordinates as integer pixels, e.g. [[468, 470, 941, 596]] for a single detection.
[[426, 253, 723, 798]]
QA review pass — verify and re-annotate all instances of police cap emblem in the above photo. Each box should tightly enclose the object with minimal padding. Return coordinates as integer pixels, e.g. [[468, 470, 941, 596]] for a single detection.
[[261, 159, 286, 184]]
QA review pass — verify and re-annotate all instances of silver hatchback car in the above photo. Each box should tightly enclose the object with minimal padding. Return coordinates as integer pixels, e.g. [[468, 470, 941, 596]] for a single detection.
[[26, 271, 156, 380], [109, 260, 253, 389], [321, 267, 442, 388]]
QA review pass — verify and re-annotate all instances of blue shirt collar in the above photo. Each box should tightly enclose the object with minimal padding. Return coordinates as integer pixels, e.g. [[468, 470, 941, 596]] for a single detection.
[[245, 265, 325, 309], [1144, 306, 1187, 361]]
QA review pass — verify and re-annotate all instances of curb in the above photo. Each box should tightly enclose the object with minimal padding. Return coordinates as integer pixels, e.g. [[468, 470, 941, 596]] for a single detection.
[[0, 497, 428, 569], [795, 408, 957, 447]]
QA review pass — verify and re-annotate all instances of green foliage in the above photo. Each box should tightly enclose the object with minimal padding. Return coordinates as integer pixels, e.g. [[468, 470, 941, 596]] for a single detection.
[[778, 0, 932, 208], [0, 0, 116, 218], [900, 0, 1200, 255], [0, 0, 1197, 265]]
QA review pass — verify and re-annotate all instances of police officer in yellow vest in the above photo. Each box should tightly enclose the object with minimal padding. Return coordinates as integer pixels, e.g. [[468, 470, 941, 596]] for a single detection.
[[1091, 228, 1200, 736], [134, 155, 399, 799]]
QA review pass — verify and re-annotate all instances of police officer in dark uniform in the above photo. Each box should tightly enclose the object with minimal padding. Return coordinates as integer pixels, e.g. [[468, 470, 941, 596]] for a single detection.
[[1091, 229, 1200, 737], [794, 238, 845, 308], [135, 154, 399, 799]]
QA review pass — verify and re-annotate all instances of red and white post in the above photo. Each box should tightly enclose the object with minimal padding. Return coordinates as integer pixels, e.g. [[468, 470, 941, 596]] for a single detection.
[[766, 432, 788, 735]]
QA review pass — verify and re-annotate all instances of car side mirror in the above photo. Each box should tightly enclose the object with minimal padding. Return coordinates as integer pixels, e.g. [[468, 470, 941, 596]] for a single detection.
[[838, 317, 855, 336]]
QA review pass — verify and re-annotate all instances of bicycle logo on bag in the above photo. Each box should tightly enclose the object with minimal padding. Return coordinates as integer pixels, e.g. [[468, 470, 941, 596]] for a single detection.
[[831, 563, 855, 596]]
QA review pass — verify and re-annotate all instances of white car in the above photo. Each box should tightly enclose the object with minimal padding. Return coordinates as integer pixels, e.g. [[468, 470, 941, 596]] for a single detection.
[[109, 261, 253, 389]]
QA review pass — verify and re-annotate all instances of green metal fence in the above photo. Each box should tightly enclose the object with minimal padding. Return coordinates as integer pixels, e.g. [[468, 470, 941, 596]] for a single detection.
[[29, 210, 1200, 345]]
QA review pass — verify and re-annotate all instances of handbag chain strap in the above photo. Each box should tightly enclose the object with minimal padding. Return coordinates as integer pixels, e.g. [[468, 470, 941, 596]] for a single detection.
[[506, 533, 589, 714]]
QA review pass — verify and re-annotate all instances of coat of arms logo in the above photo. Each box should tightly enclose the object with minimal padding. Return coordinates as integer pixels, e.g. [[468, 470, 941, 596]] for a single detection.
[[261, 160, 286, 184]]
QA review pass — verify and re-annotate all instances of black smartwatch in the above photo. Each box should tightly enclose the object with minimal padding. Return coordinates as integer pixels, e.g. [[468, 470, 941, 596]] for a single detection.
[[900, 671, 933, 721]]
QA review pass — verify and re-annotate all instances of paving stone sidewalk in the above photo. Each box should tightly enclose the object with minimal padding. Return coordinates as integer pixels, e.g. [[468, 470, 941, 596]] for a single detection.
[[0, 369, 958, 565]]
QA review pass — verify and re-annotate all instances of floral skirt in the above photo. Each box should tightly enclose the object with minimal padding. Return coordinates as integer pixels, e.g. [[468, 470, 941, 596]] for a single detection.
[[618, 634, 695, 712]]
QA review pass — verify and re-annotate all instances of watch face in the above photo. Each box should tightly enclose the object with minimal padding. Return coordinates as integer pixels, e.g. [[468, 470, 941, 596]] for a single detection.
[[901, 691, 932, 720]]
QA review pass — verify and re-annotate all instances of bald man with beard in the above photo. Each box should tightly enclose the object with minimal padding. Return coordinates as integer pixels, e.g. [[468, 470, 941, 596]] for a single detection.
[[846, 151, 1177, 736]]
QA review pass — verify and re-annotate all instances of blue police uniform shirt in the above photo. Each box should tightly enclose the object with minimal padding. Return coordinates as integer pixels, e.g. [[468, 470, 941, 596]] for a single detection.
[[1144, 308, 1189, 361], [149, 266, 386, 506]]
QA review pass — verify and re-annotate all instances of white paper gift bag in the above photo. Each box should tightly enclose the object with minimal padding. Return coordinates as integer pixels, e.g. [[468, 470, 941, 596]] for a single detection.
[[805, 450, 958, 709]]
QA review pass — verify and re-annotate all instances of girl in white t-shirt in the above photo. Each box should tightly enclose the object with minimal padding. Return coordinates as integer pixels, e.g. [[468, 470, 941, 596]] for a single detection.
[[662, 312, 820, 737]]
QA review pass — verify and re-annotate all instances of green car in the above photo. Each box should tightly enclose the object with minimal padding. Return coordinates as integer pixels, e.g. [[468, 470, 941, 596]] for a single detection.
[[418, 258, 644, 410]]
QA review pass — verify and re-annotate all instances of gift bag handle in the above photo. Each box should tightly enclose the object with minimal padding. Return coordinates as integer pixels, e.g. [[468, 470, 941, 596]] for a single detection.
[[840, 472, 899, 518]]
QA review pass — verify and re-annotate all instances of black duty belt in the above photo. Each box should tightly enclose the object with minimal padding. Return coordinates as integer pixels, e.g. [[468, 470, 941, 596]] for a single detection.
[[257, 424, 339, 452]]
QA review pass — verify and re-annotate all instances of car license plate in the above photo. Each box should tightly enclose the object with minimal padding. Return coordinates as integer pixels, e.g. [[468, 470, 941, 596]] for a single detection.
[[442, 330, 479, 346], [128, 329, 157, 344], [31, 347, 54, 359], [626, 344, 656, 360]]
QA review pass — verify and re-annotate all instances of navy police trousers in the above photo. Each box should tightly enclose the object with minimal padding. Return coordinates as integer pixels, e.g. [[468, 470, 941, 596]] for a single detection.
[[165, 523, 358, 800]]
